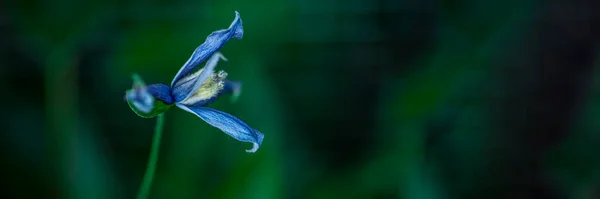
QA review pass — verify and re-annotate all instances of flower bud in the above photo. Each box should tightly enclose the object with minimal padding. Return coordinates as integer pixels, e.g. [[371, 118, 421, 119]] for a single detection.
[[125, 74, 173, 118]]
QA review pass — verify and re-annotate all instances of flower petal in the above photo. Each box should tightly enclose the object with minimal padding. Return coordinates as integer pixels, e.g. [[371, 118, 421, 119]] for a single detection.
[[171, 11, 243, 87], [177, 104, 264, 153], [147, 84, 174, 104], [172, 52, 227, 102]]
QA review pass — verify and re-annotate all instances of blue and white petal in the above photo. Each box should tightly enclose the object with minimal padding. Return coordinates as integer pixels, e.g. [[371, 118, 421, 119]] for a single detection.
[[177, 104, 264, 153], [172, 52, 228, 103], [171, 11, 243, 88]]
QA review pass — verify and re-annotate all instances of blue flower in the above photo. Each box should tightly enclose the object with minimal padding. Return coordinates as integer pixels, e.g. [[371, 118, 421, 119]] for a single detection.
[[125, 11, 263, 153]]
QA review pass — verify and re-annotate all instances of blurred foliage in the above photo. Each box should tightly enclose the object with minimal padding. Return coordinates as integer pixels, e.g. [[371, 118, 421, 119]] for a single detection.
[[1, 0, 600, 198]]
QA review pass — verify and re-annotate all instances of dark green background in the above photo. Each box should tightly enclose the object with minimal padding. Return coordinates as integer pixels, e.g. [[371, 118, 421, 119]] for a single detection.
[[2, 0, 600, 198]]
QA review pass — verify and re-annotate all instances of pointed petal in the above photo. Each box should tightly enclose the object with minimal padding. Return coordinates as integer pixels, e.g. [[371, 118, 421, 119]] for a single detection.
[[171, 11, 243, 87], [177, 104, 263, 153], [146, 84, 174, 104], [172, 52, 227, 102]]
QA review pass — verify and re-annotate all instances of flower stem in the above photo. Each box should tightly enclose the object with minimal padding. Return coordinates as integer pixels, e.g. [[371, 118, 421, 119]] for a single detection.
[[137, 113, 165, 199]]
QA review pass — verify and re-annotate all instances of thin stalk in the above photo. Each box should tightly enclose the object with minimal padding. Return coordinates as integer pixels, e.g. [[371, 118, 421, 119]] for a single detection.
[[136, 113, 165, 199]]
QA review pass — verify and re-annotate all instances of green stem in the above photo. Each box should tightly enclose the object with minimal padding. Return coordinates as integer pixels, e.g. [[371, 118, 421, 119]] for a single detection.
[[137, 113, 165, 199]]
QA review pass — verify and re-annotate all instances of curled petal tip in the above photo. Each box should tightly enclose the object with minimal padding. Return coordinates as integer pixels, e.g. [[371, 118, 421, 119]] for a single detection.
[[246, 143, 259, 153], [230, 11, 243, 39], [246, 131, 264, 153]]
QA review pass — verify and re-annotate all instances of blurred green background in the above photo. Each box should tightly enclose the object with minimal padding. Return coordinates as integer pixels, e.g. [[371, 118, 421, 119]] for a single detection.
[[2, 0, 600, 198]]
